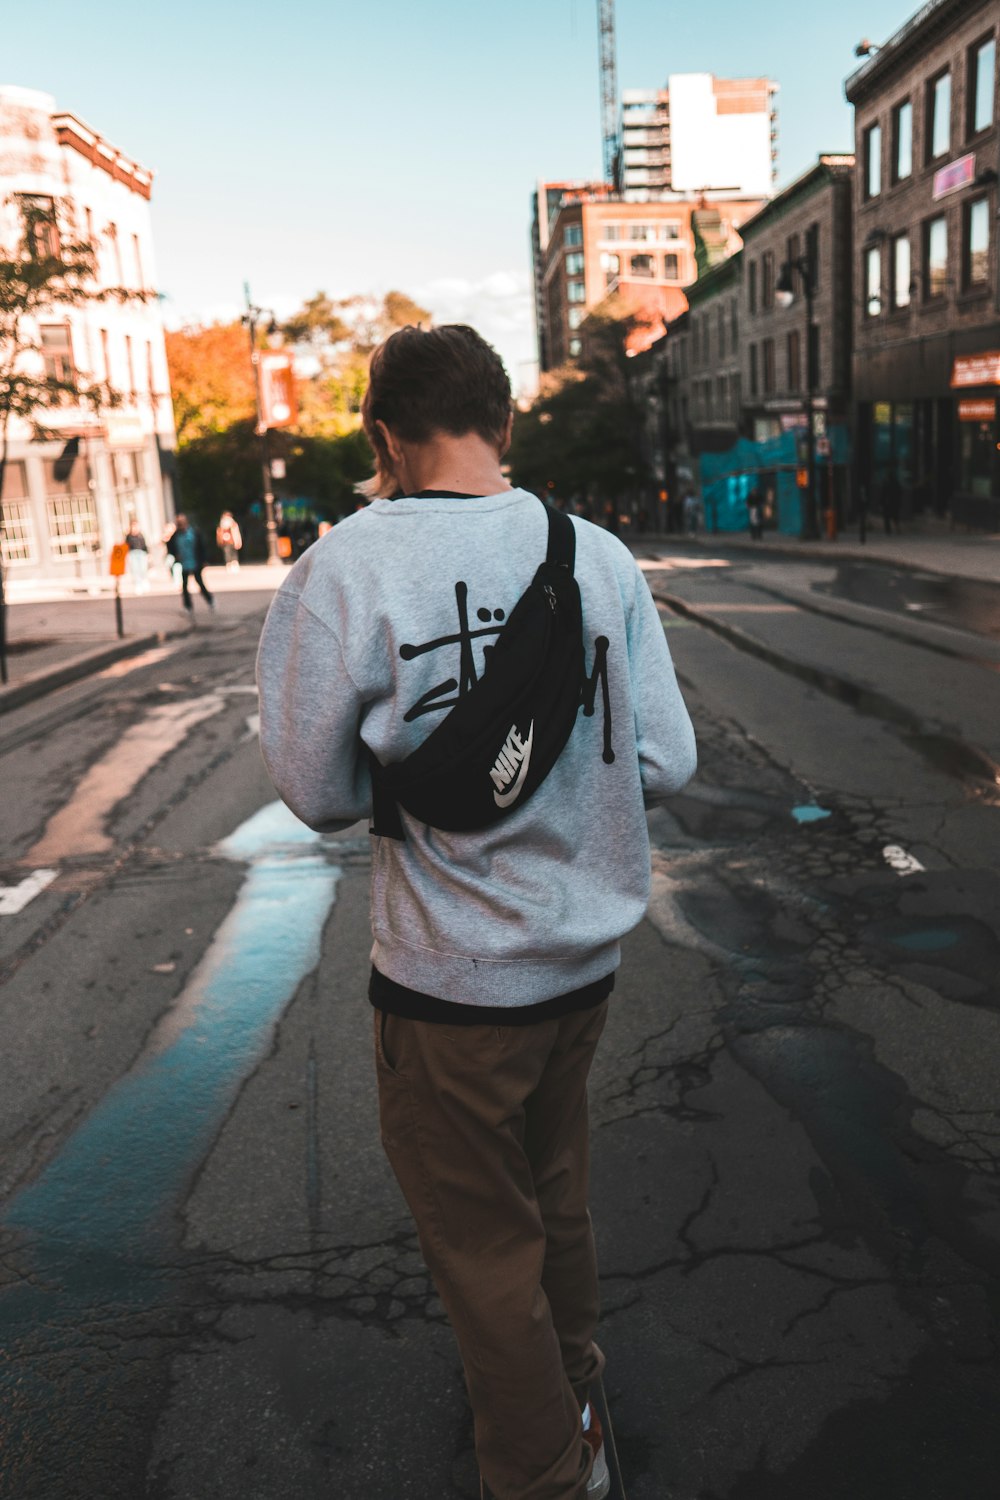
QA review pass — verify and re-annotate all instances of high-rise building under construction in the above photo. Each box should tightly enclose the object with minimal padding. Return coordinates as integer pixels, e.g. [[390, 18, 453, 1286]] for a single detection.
[[620, 73, 779, 201]]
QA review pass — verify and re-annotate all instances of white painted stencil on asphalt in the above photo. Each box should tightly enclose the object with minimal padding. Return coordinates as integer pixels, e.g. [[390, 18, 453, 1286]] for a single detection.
[[883, 844, 926, 876], [95, 645, 175, 680], [638, 557, 731, 571], [28, 695, 225, 863], [0, 868, 57, 916]]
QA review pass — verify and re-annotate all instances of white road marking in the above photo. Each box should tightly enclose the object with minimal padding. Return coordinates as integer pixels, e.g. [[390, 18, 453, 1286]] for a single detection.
[[218, 684, 259, 696], [883, 844, 926, 876], [96, 646, 175, 680], [243, 712, 260, 741], [28, 696, 225, 863], [0, 869, 57, 916]]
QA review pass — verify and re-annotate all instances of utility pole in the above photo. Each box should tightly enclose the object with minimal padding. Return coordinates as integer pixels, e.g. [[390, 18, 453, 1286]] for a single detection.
[[598, 0, 620, 190], [242, 283, 281, 566]]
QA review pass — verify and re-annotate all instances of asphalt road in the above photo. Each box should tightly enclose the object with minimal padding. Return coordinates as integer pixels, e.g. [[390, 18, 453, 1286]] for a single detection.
[[1, 549, 998, 1500]]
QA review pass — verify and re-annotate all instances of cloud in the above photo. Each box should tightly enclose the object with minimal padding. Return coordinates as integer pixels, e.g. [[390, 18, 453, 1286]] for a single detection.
[[412, 271, 537, 385]]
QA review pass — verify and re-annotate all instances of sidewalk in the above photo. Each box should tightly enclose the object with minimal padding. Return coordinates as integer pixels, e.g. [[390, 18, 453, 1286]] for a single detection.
[[1, 564, 285, 713], [635, 520, 1000, 585]]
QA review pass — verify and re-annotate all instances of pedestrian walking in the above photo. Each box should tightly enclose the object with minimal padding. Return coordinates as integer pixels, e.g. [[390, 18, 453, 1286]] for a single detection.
[[166, 514, 214, 613], [747, 488, 764, 542], [124, 520, 150, 593], [256, 323, 696, 1500], [215, 511, 243, 571]]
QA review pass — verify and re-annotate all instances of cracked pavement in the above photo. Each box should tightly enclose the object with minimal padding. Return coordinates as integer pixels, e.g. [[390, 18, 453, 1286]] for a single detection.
[[1, 556, 999, 1499]]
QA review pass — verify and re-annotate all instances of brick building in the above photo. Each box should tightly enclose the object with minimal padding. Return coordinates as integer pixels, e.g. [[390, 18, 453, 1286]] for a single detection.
[[738, 155, 855, 529], [845, 0, 999, 527], [533, 188, 762, 372]]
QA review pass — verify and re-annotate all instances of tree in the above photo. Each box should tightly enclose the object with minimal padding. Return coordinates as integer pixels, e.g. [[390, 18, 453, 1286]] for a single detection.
[[0, 195, 137, 683], [507, 302, 647, 513], [280, 290, 350, 349], [162, 321, 256, 445]]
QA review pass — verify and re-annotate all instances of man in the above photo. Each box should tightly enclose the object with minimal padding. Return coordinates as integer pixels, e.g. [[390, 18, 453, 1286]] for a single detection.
[[256, 324, 696, 1500], [166, 514, 214, 612]]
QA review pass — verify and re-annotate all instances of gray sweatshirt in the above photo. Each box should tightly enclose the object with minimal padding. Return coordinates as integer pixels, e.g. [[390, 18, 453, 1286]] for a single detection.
[[256, 489, 696, 1007]]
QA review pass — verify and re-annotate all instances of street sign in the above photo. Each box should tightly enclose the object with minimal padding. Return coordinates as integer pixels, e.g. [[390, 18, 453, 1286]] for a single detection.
[[816, 437, 832, 457], [109, 543, 128, 577], [933, 152, 976, 201]]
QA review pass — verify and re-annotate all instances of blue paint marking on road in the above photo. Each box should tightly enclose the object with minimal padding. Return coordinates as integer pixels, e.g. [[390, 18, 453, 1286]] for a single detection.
[[3, 800, 340, 1263], [891, 928, 960, 953], [791, 804, 832, 824]]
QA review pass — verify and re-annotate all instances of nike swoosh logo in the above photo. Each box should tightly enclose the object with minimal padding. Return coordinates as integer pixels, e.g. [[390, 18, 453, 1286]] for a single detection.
[[493, 725, 533, 808]]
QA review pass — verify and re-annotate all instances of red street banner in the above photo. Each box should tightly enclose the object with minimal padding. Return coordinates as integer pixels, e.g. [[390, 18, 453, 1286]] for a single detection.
[[255, 351, 297, 430]]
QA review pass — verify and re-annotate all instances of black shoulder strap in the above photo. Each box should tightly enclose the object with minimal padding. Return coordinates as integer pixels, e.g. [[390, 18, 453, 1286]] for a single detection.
[[544, 503, 576, 572]]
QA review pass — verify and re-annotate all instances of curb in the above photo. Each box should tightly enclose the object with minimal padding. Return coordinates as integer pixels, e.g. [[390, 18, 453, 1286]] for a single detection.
[[0, 631, 179, 714], [652, 585, 1000, 787], [647, 531, 1000, 587]]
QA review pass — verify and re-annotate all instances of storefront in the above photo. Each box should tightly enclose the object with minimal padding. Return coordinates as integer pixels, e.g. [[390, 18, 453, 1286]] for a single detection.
[[951, 352, 1000, 528]]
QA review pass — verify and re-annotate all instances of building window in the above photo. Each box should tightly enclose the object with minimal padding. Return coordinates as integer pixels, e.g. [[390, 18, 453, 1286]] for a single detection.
[[125, 334, 137, 395], [865, 245, 882, 316], [730, 298, 738, 347], [564, 224, 583, 247], [568, 307, 585, 329], [132, 232, 144, 286], [892, 234, 912, 308], [892, 100, 913, 181], [787, 328, 801, 392], [864, 122, 882, 198], [663, 253, 679, 279], [762, 252, 774, 309], [567, 280, 586, 303], [748, 260, 758, 314], [660, 222, 681, 241], [717, 306, 726, 358], [964, 197, 990, 287], [629, 223, 654, 242], [568, 337, 582, 358], [730, 372, 741, 416], [969, 35, 996, 136], [18, 194, 60, 258], [46, 492, 98, 557], [39, 323, 75, 384], [602, 224, 621, 241], [923, 215, 948, 298], [629, 254, 655, 278], [146, 341, 156, 396], [762, 339, 775, 394], [806, 222, 820, 287], [101, 328, 112, 385], [0, 462, 35, 565], [749, 343, 759, 397], [565, 251, 585, 275], [716, 377, 727, 417], [927, 71, 951, 161]]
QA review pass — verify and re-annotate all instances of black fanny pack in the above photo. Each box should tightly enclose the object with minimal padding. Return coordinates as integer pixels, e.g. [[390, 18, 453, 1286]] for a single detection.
[[369, 502, 584, 840]]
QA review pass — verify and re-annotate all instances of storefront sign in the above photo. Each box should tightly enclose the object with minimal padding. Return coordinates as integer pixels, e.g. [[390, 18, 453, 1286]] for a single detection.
[[951, 351, 1000, 388], [933, 153, 976, 200], [105, 410, 146, 450], [958, 398, 997, 422]]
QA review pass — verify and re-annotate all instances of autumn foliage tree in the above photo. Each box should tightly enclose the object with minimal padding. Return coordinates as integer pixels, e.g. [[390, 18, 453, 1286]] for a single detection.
[[164, 288, 433, 554], [163, 321, 255, 445]]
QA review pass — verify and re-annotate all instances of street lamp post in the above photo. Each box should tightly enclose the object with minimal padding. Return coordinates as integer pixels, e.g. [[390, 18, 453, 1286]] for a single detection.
[[242, 282, 281, 566], [776, 255, 820, 540]]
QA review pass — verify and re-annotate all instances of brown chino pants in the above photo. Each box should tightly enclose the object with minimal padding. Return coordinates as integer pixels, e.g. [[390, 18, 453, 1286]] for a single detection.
[[374, 1000, 609, 1500]]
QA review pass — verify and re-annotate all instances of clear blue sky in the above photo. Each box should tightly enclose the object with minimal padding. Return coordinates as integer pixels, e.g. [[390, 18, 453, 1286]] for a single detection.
[[6, 0, 912, 385]]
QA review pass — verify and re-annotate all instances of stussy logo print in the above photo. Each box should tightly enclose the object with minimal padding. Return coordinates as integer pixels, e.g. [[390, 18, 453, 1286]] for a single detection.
[[399, 581, 615, 764]]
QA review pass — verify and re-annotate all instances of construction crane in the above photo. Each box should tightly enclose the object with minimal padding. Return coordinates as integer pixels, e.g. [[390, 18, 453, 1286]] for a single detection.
[[597, 0, 620, 190]]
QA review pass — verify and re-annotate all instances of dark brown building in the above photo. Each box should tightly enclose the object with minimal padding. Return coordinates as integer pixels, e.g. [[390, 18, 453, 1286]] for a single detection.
[[845, 0, 999, 527]]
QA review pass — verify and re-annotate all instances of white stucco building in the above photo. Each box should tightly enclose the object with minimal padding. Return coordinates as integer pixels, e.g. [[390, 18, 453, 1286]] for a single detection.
[[0, 85, 177, 581]]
